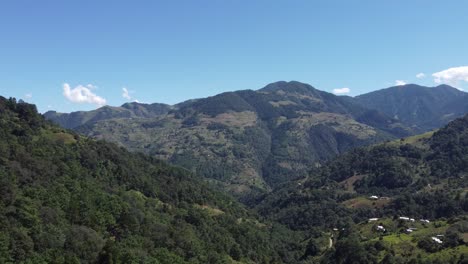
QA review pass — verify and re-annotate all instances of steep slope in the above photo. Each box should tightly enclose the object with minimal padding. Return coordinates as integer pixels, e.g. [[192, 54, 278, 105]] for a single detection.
[[445, 93, 468, 117], [259, 114, 468, 227], [0, 97, 304, 263], [55, 81, 411, 201], [355, 84, 467, 132], [44, 102, 171, 129], [256, 115, 468, 263]]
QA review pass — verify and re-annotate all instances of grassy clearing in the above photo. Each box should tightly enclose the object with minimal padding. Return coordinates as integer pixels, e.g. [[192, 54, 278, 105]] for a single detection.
[[342, 196, 391, 209], [339, 175, 365, 192], [194, 204, 224, 216], [386, 130, 435, 148], [40, 130, 77, 144], [462, 233, 468, 243], [427, 245, 468, 262]]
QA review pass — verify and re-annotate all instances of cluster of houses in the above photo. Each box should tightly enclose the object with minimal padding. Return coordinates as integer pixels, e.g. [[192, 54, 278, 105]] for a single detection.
[[368, 216, 431, 223], [399, 216, 430, 223], [368, 216, 444, 244]]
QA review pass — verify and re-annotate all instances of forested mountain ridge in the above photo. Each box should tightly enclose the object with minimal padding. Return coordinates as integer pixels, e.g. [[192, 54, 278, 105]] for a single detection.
[[0, 97, 306, 263], [44, 102, 172, 129], [3, 96, 468, 263], [45, 81, 412, 201], [354, 84, 468, 132], [256, 114, 468, 263]]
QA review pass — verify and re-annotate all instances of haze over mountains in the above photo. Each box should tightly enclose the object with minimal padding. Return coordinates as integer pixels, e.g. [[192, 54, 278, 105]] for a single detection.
[[355, 84, 468, 132], [44, 102, 172, 129], [44, 81, 468, 201]]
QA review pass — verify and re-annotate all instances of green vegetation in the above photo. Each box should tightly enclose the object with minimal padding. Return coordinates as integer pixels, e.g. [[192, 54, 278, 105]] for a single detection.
[[256, 114, 468, 263], [0, 97, 307, 263], [21, 81, 468, 263], [46, 81, 412, 201]]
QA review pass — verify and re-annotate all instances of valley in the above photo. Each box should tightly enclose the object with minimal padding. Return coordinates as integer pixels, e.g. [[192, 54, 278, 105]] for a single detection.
[[45, 81, 422, 201]]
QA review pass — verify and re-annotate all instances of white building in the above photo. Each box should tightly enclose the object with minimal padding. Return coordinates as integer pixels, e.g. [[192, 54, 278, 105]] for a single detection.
[[376, 225, 385, 232]]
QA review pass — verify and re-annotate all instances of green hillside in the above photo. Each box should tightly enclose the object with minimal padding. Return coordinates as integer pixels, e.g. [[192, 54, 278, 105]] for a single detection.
[[0, 97, 306, 264], [3, 96, 468, 263], [256, 114, 468, 263]]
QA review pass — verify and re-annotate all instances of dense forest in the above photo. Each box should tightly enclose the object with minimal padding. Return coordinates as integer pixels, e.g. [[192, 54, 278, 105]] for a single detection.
[[0, 97, 307, 263], [2, 96, 468, 263]]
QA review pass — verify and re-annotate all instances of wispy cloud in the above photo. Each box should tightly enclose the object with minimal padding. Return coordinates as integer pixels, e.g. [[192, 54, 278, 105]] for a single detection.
[[122, 87, 132, 100], [63, 83, 106, 106], [416, 73, 425, 79], [24, 93, 32, 99], [432, 66, 468, 86], [395, 80, 407, 86], [332, 87, 350, 95]]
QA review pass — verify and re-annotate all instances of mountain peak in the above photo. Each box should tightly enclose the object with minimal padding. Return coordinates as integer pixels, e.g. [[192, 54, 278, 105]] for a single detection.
[[259, 81, 317, 94], [385, 83, 462, 93], [434, 84, 462, 91], [358, 83, 465, 98], [393, 83, 424, 88]]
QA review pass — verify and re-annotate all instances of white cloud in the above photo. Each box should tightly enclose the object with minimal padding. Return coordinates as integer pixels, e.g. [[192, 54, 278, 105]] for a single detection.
[[395, 80, 407, 86], [63, 83, 106, 106], [416, 73, 425, 79], [122, 87, 132, 100], [432, 66, 468, 86], [24, 93, 32, 99], [332, 87, 350, 94], [86, 84, 97, 89]]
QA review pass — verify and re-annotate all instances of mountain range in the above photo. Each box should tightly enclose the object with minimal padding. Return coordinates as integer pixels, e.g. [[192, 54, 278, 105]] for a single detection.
[[44, 102, 172, 129], [44, 81, 468, 201], [3, 95, 468, 263], [354, 84, 468, 132]]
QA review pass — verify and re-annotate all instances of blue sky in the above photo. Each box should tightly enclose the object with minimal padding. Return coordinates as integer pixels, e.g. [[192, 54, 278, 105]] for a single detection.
[[1, 0, 468, 113]]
